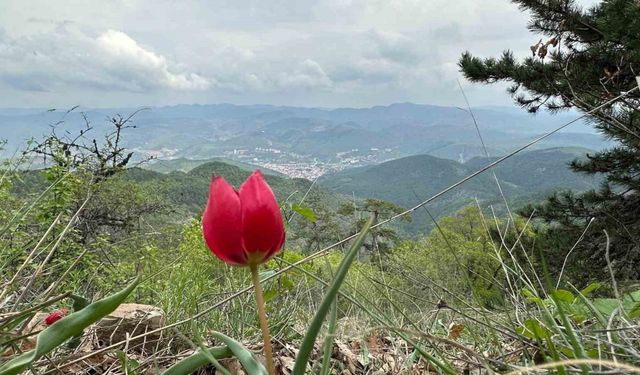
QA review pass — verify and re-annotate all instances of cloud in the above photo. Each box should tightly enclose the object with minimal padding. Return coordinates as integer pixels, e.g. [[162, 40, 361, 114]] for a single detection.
[[96, 30, 211, 90], [0, 0, 603, 107], [368, 29, 422, 65], [0, 25, 212, 93], [276, 59, 332, 90]]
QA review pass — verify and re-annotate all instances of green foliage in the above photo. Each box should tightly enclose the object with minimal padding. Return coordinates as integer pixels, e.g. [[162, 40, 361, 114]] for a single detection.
[[4, 118, 640, 374], [288, 196, 344, 253], [517, 285, 640, 368], [338, 198, 410, 258], [162, 346, 232, 375], [393, 207, 506, 307]]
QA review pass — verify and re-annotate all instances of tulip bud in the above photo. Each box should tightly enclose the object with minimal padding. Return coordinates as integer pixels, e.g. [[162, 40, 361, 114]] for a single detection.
[[202, 170, 285, 266], [44, 309, 68, 326]]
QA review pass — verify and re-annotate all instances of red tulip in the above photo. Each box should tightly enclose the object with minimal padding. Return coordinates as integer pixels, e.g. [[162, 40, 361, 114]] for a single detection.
[[44, 309, 68, 326], [202, 170, 285, 266]]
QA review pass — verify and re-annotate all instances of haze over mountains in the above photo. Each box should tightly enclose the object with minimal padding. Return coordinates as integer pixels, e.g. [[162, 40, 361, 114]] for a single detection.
[[1, 103, 608, 175]]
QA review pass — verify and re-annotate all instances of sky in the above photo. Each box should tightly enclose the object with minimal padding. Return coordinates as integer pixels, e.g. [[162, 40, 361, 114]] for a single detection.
[[0, 0, 599, 109]]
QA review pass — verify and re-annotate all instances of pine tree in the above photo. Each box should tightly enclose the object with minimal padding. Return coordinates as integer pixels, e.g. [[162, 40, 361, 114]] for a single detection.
[[459, 0, 640, 283]]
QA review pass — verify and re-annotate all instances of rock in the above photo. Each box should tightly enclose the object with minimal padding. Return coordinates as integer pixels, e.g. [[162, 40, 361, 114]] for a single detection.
[[25, 312, 49, 333], [94, 303, 164, 351]]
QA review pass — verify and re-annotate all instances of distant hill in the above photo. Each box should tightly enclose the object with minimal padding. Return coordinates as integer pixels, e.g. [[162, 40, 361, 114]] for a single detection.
[[10, 148, 603, 237], [464, 147, 598, 192], [142, 157, 282, 175], [320, 147, 601, 233], [0, 103, 610, 162], [12, 160, 343, 223], [123, 161, 340, 217]]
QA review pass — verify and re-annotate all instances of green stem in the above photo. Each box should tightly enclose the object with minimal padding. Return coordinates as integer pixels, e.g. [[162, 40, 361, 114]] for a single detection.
[[250, 263, 275, 375]]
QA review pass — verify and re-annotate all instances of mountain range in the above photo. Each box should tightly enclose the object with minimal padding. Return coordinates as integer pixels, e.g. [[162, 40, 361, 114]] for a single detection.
[[0, 103, 609, 164]]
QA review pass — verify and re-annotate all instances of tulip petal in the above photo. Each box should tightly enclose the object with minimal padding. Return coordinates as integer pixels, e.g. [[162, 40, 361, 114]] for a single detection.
[[202, 176, 246, 265], [239, 170, 285, 262]]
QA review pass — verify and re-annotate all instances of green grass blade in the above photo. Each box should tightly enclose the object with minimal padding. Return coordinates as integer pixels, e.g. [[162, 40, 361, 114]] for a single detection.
[[212, 331, 267, 375], [0, 278, 139, 375], [292, 217, 374, 375], [161, 346, 233, 375], [319, 298, 337, 375], [550, 291, 589, 375]]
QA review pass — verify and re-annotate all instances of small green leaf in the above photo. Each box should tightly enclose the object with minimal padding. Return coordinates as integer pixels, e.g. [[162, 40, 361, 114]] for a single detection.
[[70, 294, 91, 312], [212, 332, 267, 375], [518, 319, 551, 341], [522, 287, 544, 304], [579, 283, 600, 297], [553, 289, 576, 304], [586, 348, 600, 359], [116, 350, 140, 375], [280, 275, 294, 290], [592, 298, 618, 316], [558, 346, 576, 359], [263, 288, 278, 303], [161, 346, 233, 375], [291, 204, 317, 223], [628, 302, 640, 319], [570, 314, 587, 325]]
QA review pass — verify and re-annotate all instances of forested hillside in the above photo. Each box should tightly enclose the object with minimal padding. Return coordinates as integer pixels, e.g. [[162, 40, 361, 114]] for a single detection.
[[321, 147, 601, 232]]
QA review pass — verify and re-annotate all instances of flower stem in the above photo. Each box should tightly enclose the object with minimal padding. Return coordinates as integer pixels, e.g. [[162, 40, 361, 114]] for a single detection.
[[249, 263, 275, 375]]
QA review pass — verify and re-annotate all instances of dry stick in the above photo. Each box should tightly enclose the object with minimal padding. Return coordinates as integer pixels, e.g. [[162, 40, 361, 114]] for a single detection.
[[250, 263, 275, 375], [50, 89, 636, 371]]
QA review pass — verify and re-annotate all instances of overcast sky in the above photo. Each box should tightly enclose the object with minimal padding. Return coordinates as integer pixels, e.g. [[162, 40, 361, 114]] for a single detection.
[[0, 0, 599, 109]]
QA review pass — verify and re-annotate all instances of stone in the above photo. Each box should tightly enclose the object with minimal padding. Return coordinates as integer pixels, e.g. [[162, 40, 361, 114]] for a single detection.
[[94, 303, 165, 351]]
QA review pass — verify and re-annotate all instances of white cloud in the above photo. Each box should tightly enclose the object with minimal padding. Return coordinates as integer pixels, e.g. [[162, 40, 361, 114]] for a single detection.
[[368, 29, 422, 65], [0, 0, 602, 107], [96, 30, 211, 90], [0, 25, 212, 93], [276, 59, 333, 90]]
